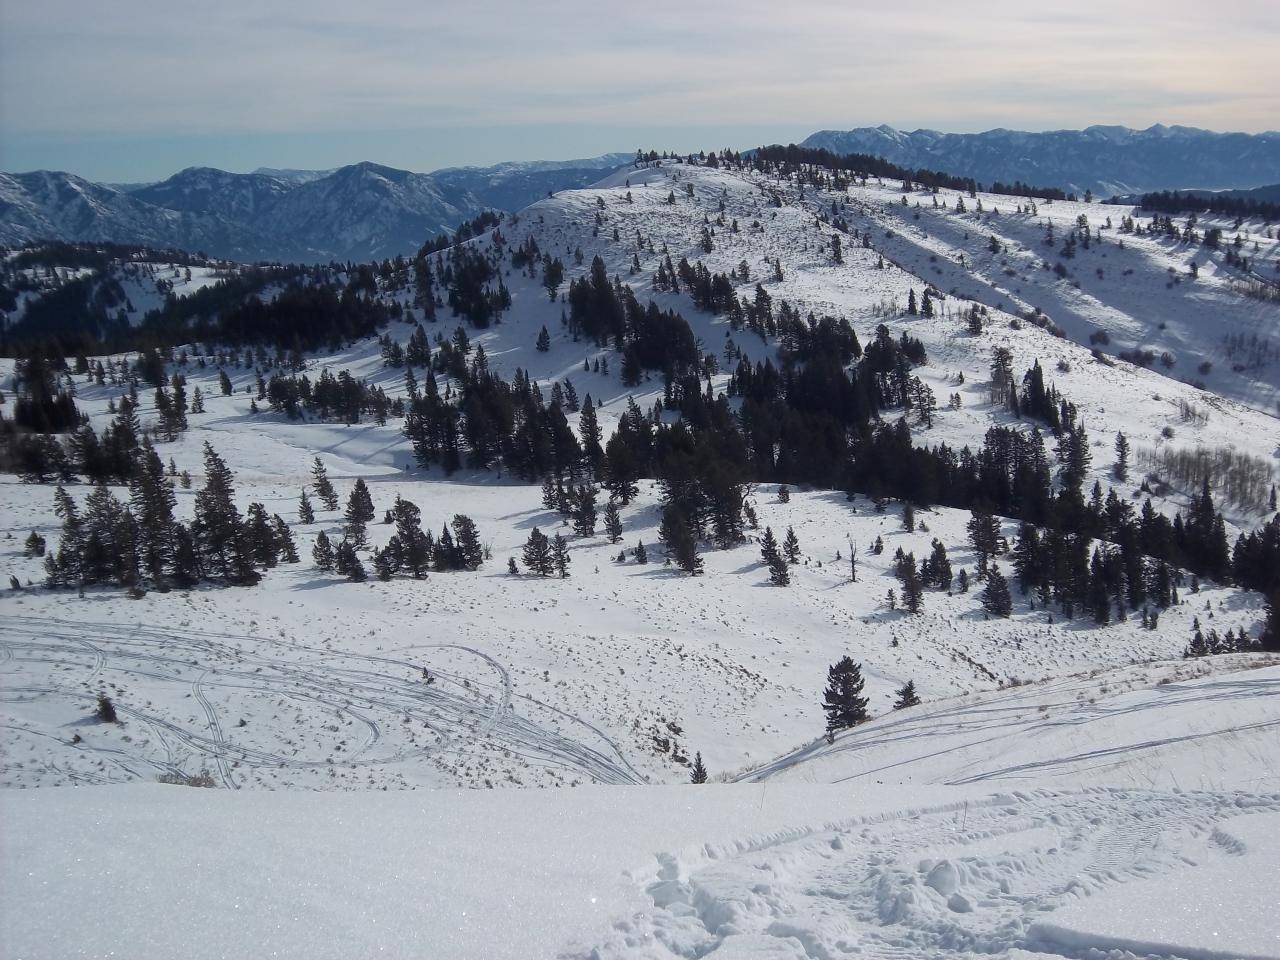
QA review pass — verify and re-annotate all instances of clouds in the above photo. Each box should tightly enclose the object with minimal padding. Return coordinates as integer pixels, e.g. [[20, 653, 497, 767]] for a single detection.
[[2, 0, 1277, 177]]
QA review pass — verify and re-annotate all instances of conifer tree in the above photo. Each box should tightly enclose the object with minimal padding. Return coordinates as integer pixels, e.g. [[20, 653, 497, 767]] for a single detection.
[[273, 516, 299, 563], [344, 479, 375, 549], [690, 752, 708, 784], [552, 533, 571, 578], [634, 540, 648, 564], [536, 326, 551, 353], [245, 503, 279, 569], [129, 436, 176, 584], [192, 442, 258, 586], [298, 489, 315, 524], [572, 485, 598, 537], [312, 530, 335, 571], [1113, 432, 1130, 482], [451, 514, 484, 570], [603, 501, 623, 543], [335, 541, 366, 582], [311, 458, 339, 511], [893, 680, 921, 710], [982, 565, 1013, 617], [523, 527, 553, 576], [822, 657, 868, 733], [900, 556, 924, 614], [783, 526, 801, 564]]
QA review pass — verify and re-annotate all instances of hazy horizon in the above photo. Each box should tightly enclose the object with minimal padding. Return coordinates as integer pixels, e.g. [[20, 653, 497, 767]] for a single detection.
[[3, 0, 1277, 182]]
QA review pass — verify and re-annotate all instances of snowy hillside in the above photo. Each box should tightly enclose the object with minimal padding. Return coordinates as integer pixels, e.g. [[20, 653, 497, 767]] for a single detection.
[[2, 153, 1279, 959]]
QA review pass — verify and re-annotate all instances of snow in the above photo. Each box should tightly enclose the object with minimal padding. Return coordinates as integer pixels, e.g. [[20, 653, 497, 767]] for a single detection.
[[1029, 810, 1280, 960], [2, 157, 1279, 958]]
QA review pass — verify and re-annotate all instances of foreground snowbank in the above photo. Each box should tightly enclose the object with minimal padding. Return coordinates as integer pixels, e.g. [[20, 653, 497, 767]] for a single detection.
[[0, 780, 985, 960]]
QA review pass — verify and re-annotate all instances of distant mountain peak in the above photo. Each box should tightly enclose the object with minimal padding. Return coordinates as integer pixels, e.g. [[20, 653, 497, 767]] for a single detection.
[[799, 124, 1280, 196]]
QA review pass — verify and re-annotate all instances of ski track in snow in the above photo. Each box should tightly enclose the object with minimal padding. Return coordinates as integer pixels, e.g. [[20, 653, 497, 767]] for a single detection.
[[567, 787, 1280, 960], [0, 615, 643, 787]]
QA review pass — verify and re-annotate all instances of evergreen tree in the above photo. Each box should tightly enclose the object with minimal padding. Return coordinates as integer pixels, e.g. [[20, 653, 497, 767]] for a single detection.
[[273, 516, 299, 563], [967, 509, 1000, 564], [893, 680, 921, 710], [777, 485, 790, 503], [311, 458, 339, 511], [981, 565, 1013, 617], [900, 555, 924, 614], [1113, 432, 1130, 483], [312, 530, 335, 571], [552, 533, 571, 578], [579, 399, 605, 479], [783, 526, 801, 564], [603, 501, 623, 543], [245, 502, 279, 569], [690, 752, 708, 784], [634, 540, 648, 564], [523, 527, 553, 576], [298, 489, 315, 524], [344, 479, 375, 549], [572, 485, 598, 537], [129, 436, 176, 584], [335, 541, 366, 582], [536, 325, 551, 352], [192, 443, 258, 585], [822, 657, 868, 732], [451, 514, 484, 570]]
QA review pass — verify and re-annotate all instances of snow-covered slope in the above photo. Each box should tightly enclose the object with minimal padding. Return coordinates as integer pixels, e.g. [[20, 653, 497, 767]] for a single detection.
[[2, 156, 1278, 960]]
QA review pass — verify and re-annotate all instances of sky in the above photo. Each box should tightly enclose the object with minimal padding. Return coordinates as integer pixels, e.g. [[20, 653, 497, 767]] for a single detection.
[[2, 0, 1277, 182]]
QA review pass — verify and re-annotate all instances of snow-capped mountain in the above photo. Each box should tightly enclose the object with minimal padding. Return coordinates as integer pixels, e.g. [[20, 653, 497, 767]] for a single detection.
[[801, 124, 1280, 197], [0, 153, 632, 262]]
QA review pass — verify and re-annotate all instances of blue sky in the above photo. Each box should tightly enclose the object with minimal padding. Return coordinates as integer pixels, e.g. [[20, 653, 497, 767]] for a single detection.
[[2, 0, 1276, 181]]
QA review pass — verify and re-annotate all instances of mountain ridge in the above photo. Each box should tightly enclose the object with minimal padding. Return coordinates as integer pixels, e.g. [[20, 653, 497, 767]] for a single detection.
[[0, 153, 633, 262], [800, 123, 1280, 196]]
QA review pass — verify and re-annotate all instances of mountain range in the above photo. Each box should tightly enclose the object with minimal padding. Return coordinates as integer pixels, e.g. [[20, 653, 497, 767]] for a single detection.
[[800, 124, 1280, 197], [0, 154, 632, 263]]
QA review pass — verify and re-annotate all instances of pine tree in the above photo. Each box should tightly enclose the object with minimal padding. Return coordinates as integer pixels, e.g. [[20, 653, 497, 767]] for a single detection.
[[335, 541, 366, 582], [273, 516, 299, 563], [603, 501, 623, 543], [690, 752, 708, 784], [981, 565, 1013, 617], [967, 509, 1000, 564], [572, 485, 598, 537], [129, 436, 176, 584], [893, 680, 921, 710], [777, 485, 790, 503], [822, 657, 868, 733], [1113, 432, 1130, 482], [451, 514, 484, 570], [245, 502, 279, 568], [552, 533, 571, 578], [579, 399, 604, 479], [634, 540, 648, 564], [192, 442, 258, 586], [312, 530, 335, 571], [536, 326, 551, 353], [783, 526, 801, 564], [298, 489, 315, 524], [900, 556, 924, 614], [344, 479, 375, 549], [311, 458, 339, 511], [523, 527, 553, 576], [95, 693, 118, 723]]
